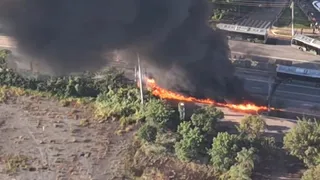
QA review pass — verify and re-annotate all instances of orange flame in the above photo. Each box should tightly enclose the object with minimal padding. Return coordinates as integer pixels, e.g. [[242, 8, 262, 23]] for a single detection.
[[145, 78, 269, 112]]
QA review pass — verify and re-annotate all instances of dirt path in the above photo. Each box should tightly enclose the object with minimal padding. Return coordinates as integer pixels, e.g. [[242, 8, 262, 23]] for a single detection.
[[0, 95, 132, 180]]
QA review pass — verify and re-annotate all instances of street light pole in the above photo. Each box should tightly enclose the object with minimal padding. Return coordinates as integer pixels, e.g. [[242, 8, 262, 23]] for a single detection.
[[291, 1, 294, 37], [137, 53, 144, 105]]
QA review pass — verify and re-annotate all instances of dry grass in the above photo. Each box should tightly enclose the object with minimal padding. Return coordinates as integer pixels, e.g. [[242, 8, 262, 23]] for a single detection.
[[3, 155, 30, 174], [124, 139, 218, 180]]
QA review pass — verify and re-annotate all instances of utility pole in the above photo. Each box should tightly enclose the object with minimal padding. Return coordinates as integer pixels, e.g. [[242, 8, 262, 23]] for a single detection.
[[291, 1, 294, 37], [137, 53, 144, 105], [267, 76, 274, 114]]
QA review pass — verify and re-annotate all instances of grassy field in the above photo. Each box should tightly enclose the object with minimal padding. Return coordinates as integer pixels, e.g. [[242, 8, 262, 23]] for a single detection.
[[274, 5, 310, 28]]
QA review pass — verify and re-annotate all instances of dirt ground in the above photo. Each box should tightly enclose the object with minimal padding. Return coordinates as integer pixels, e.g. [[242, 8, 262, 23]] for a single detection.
[[0, 95, 133, 180], [0, 93, 301, 180]]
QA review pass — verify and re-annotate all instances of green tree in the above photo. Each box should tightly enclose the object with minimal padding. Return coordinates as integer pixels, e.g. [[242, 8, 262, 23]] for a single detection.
[[137, 124, 158, 143], [301, 165, 320, 180], [284, 119, 320, 167], [221, 148, 256, 180], [175, 122, 204, 162], [208, 132, 242, 172], [143, 99, 174, 127], [191, 105, 224, 135], [237, 115, 266, 138]]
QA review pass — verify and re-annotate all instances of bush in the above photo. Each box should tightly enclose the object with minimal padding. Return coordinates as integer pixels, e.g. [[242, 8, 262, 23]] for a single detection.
[[191, 105, 224, 135], [221, 148, 256, 180], [0, 53, 130, 99], [95, 87, 142, 126], [208, 132, 243, 172], [284, 119, 320, 167], [175, 122, 204, 162], [144, 99, 175, 127], [302, 165, 320, 180], [137, 124, 158, 143], [237, 115, 266, 138]]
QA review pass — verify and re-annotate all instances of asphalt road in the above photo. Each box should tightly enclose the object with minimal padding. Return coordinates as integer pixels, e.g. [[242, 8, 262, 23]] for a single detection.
[[229, 40, 320, 62], [236, 69, 320, 109], [1, 35, 319, 63], [236, 0, 286, 29]]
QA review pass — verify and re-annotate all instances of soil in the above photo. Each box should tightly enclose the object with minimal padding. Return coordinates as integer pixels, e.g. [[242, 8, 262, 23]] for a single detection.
[[0, 95, 133, 180], [0, 93, 302, 180]]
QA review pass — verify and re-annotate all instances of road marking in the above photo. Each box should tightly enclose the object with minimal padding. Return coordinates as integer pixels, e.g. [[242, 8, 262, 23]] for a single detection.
[[231, 51, 320, 64]]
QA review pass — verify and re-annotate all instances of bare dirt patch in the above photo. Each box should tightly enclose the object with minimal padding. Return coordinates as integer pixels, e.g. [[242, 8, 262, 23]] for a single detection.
[[0, 95, 133, 180]]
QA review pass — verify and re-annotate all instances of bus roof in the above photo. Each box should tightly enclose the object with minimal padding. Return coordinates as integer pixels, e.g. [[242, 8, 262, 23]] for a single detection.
[[276, 65, 320, 79], [216, 23, 268, 36], [292, 34, 320, 49]]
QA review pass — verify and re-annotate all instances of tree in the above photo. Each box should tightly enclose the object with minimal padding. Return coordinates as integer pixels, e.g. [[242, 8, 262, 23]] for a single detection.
[[143, 99, 175, 127], [301, 165, 320, 180], [208, 132, 243, 172], [221, 148, 256, 180], [284, 119, 320, 167], [237, 115, 266, 138], [191, 105, 224, 135], [175, 122, 204, 162], [137, 124, 158, 143]]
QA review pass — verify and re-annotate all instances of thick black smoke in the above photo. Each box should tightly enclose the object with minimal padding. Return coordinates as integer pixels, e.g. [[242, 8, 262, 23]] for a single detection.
[[0, 0, 248, 101]]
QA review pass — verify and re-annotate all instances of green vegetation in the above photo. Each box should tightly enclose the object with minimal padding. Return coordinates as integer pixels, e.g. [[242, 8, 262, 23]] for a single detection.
[[284, 119, 320, 167], [302, 165, 320, 180], [2, 49, 320, 179], [237, 115, 267, 138], [209, 0, 254, 21], [274, 5, 310, 28]]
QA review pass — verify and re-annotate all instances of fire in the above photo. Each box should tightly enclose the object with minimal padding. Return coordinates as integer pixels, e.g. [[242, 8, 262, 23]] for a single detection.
[[145, 78, 269, 112]]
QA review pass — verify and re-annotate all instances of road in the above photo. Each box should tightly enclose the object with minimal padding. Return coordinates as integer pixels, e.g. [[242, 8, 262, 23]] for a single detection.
[[229, 40, 320, 62], [235, 69, 320, 110], [1, 34, 319, 62], [235, 0, 287, 29]]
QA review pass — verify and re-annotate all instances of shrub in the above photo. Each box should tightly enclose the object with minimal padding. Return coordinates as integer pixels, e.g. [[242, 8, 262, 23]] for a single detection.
[[191, 105, 224, 135], [137, 124, 158, 143], [284, 119, 320, 167], [175, 122, 204, 162], [94, 87, 142, 126], [208, 132, 242, 172], [143, 99, 175, 127], [302, 165, 320, 180], [221, 148, 256, 180], [237, 115, 267, 138]]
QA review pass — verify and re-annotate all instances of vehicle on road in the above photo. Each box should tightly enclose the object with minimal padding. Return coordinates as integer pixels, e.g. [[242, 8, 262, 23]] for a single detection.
[[276, 64, 320, 87], [312, 1, 320, 12], [216, 23, 269, 44], [291, 34, 320, 55]]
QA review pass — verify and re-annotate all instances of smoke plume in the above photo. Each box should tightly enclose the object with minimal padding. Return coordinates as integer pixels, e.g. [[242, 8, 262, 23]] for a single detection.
[[0, 0, 247, 101]]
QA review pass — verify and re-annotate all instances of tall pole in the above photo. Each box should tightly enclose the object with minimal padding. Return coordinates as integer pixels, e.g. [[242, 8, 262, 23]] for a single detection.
[[291, 1, 294, 37], [137, 53, 144, 105], [267, 76, 273, 114]]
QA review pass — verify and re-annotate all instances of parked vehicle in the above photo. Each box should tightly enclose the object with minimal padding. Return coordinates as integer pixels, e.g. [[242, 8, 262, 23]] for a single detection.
[[312, 1, 320, 12]]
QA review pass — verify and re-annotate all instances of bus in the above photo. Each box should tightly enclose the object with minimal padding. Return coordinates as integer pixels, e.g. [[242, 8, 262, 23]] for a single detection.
[[291, 34, 320, 55], [216, 23, 268, 44], [276, 65, 320, 86]]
